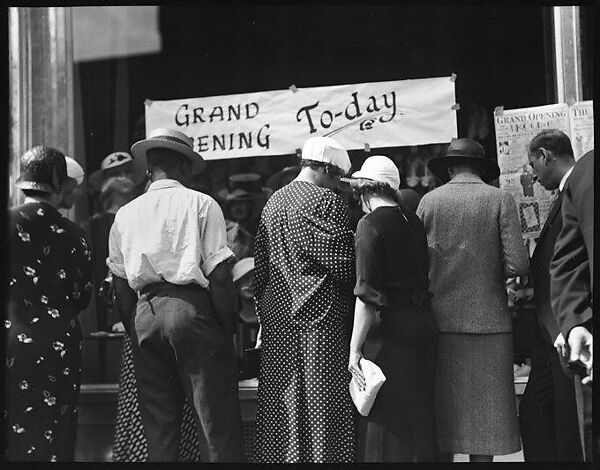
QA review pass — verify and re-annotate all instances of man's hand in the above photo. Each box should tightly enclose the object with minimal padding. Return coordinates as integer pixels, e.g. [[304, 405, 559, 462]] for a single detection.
[[581, 369, 592, 385], [113, 275, 137, 335], [568, 326, 593, 384], [554, 333, 569, 358], [348, 351, 365, 391]]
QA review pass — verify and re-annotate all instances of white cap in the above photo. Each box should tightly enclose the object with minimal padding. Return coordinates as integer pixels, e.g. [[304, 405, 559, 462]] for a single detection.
[[301, 136, 351, 174], [65, 156, 85, 185], [232, 257, 254, 283], [101, 152, 133, 170], [350, 155, 400, 190]]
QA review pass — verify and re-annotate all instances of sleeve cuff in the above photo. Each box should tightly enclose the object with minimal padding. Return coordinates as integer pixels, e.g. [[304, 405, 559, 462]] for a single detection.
[[563, 306, 593, 340], [202, 246, 235, 276], [354, 284, 388, 309], [106, 258, 127, 280]]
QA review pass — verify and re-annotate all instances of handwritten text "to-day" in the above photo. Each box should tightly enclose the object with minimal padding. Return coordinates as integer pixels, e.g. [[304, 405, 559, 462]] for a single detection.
[[296, 91, 399, 134]]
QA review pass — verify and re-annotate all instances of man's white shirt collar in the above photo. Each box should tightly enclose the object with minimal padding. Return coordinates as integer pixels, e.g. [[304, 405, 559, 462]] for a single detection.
[[147, 179, 184, 191], [559, 166, 575, 192]]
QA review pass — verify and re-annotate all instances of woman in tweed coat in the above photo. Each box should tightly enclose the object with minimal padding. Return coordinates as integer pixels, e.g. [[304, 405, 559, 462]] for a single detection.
[[416, 138, 529, 463]]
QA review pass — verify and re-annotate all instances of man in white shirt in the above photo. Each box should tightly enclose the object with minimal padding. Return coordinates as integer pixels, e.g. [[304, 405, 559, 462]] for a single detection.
[[107, 128, 244, 462]]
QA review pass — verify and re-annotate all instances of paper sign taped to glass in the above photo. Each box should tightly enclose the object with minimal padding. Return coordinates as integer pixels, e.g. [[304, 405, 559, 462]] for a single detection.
[[349, 358, 386, 417], [144, 76, 458, 161], [493, 100, 594, 240]]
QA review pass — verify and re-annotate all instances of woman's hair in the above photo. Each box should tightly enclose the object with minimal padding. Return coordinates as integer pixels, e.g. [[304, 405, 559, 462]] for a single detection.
[[300, 159, 346, 177], [352, 179, 400, 203]]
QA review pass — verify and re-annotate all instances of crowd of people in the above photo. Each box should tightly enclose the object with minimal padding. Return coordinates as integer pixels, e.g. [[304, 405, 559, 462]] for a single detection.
[[4, 126, 593, 463]]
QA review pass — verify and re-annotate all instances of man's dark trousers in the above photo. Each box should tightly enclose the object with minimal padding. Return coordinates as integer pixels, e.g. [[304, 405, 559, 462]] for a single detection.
[[518, 326, 583, 461], [129, 283, 245, 462]]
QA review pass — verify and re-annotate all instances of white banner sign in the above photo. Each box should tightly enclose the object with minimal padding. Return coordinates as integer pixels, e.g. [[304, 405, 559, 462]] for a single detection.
[[145, 76, 457, 160]]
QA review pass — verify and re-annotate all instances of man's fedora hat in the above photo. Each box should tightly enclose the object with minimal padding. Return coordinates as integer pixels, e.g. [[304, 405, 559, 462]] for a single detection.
[[266, 165, 301, 191], [427, 138, 500, 183], [217, 173, 272, 203], [131, 127, 205, 174]]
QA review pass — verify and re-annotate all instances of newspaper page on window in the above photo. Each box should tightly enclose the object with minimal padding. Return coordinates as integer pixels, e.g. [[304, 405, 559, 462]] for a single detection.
[[569, 100, 594, 160], [494, 101, 594, 249]]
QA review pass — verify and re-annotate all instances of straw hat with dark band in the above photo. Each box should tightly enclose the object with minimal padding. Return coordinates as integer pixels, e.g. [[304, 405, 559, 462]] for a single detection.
[[427, 138, 500, 183], [131, 127, 205, 174]]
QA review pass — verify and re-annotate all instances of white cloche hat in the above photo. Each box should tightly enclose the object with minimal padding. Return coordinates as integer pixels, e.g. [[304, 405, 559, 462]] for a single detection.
[[301, 136, 351, 174], [64, 156, 85, 185], [347, 155, 400, 190]]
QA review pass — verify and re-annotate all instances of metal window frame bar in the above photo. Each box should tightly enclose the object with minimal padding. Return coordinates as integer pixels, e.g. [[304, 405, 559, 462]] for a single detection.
[[8, 7, 74, 208], [553, 5, 583, 103]]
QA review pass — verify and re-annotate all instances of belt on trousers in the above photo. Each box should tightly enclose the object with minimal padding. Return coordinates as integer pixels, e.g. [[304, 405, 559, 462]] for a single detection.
[[139, 281, 205, 298]]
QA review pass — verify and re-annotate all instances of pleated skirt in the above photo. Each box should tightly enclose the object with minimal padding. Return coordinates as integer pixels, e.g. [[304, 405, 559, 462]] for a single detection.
[[435, 332, 521, 456]]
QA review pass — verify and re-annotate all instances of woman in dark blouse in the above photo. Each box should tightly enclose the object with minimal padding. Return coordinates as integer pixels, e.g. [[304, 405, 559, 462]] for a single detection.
[[5, 146, 93, 461], [346, 155, 438, 462]]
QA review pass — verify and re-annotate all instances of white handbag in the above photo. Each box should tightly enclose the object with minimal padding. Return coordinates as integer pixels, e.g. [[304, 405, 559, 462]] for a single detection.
[[349, 358, 386, 416]]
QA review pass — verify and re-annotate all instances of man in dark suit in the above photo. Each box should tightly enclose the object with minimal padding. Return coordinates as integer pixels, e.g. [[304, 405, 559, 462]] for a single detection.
[[518, 129, 583, 461], [550, 148, 594, 461]]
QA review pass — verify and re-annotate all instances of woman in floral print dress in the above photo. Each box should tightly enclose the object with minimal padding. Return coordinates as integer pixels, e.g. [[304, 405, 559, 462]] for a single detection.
[[4, 146, 93, 461]]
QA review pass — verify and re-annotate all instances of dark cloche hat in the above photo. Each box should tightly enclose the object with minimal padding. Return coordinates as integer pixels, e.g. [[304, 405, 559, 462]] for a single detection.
[[427, 138, 500, 183], [15, 146, 69, 194]]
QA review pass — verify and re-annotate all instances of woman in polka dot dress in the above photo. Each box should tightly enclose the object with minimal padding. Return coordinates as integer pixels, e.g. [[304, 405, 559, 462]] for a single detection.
[[5, 146, 93, 461], [253, 137, 356, 463]]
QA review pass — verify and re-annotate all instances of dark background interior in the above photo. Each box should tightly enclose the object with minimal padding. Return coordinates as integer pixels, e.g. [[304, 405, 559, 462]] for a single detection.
[[78, 5, 557, 180]]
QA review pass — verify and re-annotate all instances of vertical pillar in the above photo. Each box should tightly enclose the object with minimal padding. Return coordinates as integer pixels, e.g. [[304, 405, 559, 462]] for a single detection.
[[553, 6, 583, 103], [9, 7, 73, 207]]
